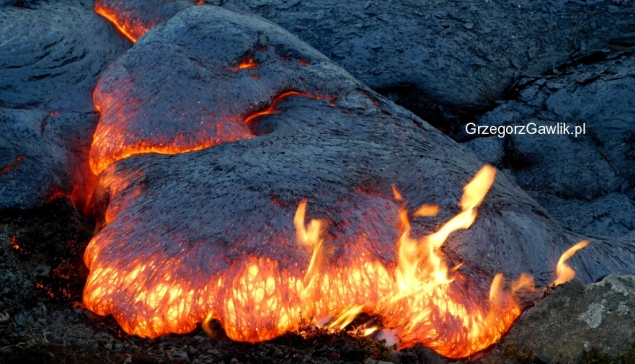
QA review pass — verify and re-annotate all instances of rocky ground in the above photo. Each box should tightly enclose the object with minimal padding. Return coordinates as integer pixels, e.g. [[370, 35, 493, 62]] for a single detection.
[[2, 0, 635, 363]]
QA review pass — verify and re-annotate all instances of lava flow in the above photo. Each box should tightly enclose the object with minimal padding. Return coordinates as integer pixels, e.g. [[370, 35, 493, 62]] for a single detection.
[[83, 162, 589, 358]]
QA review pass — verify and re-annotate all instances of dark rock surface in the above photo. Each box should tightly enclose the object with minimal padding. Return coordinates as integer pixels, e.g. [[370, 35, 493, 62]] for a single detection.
[[92, 0, 635, 126], [464, 52, 635, 238], [534, 193, 635, 238], [0, 0, 130, 211], [83, 6, 635, 348], [0, 109, 98, 210], [0, 0, 130, 113], [492, 276, 635, 364]]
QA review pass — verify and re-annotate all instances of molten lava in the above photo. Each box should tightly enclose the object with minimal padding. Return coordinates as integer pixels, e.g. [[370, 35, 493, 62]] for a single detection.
[[94, 1, 145, 42], [236, 58, 259, 71]]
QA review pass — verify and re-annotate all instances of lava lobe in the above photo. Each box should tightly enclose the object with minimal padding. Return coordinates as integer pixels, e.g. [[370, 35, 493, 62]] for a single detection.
[[84, 5, 635, 359]]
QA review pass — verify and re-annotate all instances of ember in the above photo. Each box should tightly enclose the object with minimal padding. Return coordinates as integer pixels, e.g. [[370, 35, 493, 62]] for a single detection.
[[0, 155, 25, 176]]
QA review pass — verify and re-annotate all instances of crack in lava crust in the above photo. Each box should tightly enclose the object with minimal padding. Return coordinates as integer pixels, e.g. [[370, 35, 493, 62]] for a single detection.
[[90, 87, 328, 175]]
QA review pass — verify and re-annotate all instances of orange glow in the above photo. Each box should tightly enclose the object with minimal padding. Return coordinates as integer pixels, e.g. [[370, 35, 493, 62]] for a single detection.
[[363, 326, 379, 336], [391, 185, 403, 201], [0, 155, 25, 175], [511, 273, 535, 295], [83, 165, 537, 358], [244, 91, 308, 126], [236, 58, 258, 71], [414, 205, 439, 217], [94, 1, 145, 42], [90, 89, 334, 175], [10, 236, 28, 255], [553, 240, 589, 286], [326, 305, 366, 331], [89, 84, 253, 175]]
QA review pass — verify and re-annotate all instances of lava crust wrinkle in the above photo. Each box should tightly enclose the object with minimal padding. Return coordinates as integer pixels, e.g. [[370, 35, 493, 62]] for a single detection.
[[85, 5, 635, 359]]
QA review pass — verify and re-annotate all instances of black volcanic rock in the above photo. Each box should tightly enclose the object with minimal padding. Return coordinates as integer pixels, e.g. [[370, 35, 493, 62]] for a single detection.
[[466, 52, 635, 238], [0, 1, 129, 210], [491, 275, 635, 364], [92, 0, 635, 125], [83, 6, 635, 347], [0, 109, 98, 210], [0, 1, 130, 113]]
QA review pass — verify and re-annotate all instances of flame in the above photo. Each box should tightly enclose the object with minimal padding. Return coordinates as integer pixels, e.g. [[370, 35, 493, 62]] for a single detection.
[[553, 240, 589, 286], [363, 326, 379, 336], [391, 185, 403, 201], [511, 273, 535, 295], [85, 165, 583, 358], [326, 305, 366, 331]]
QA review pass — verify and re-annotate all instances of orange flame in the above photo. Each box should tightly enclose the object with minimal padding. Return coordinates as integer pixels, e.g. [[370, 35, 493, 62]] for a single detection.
[[414, 205, 439, 217], [553, 240, 589, 286], [511, 273, 536, 295], [392, 185, 403, 201]]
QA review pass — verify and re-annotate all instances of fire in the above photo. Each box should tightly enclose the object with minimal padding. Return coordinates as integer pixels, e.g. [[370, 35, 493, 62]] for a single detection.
[[553, 240, 589, 286]]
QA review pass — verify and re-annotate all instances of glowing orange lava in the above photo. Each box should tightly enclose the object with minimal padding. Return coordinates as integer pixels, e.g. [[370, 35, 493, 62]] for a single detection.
[[94, 1, 145, 42], [236, 58, 258, 71], [89, 85, 255, 175]]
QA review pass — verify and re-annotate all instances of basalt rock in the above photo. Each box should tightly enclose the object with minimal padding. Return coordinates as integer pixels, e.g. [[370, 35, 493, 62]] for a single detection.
[[492, 275, 635, 364], [0, 0, 130, 210], [84, 5, 635, 350], [0, 109, 98, 210], [91, 0, 635, 126], [0, 0, 130, 113], [464, 52, 635, 238]]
